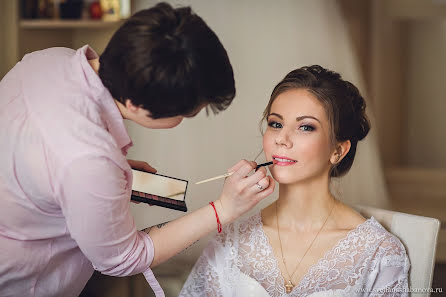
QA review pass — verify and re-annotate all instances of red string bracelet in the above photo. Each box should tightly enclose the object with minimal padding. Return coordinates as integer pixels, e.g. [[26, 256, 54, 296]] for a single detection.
[[209, 201, 222, 233]]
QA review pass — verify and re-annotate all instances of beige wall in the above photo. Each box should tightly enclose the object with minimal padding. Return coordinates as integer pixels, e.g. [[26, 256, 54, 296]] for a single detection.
[[405, 20, 446, 168], [0, 1, 5, 76]]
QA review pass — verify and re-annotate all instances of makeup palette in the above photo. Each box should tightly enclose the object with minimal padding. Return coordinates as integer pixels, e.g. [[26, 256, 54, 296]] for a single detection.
[[131, 169, 188, 212]]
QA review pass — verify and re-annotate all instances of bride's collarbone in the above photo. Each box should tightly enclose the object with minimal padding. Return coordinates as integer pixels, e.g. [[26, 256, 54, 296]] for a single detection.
[[260, 206, 366, 287], [262, 226, 353, 290], [266, 226, 351, 257]]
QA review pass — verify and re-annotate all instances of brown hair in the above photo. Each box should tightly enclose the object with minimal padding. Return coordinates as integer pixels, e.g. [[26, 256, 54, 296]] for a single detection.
[[261, 65, 370, 177], [99, 2, 235, 119]]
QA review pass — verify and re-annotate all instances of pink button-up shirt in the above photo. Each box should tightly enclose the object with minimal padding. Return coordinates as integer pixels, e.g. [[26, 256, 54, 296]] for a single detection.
[[0, 46, 163, 297]]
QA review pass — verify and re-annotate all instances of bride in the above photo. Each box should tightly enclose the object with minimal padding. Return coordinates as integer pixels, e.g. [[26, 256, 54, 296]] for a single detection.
[[179, 65, 410, 296]]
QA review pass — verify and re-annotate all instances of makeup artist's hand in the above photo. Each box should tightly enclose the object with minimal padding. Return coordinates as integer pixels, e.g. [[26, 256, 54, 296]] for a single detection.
[[127, 159, 157, 173], [216, 160, 275, 225]]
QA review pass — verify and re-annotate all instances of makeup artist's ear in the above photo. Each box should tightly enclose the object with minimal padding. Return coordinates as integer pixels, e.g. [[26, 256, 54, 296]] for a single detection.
[[124, 99, 141, 114], [330, 140, 351, 165]]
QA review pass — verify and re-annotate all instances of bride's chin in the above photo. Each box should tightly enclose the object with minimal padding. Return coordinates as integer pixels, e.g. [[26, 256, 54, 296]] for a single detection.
[[270, 172, 299, 185]]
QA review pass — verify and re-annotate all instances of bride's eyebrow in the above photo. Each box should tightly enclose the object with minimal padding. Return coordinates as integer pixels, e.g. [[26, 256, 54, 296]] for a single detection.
[[296, 115, 321, 123], [267, 113, 321, 124], [267, 113, 283, 120]]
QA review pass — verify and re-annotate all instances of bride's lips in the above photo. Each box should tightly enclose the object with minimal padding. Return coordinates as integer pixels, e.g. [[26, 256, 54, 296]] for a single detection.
[[272, 155, 297, 166]]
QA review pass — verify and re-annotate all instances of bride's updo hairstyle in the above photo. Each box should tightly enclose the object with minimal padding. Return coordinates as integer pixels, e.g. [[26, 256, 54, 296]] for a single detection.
[[262, 65, 370, 177]]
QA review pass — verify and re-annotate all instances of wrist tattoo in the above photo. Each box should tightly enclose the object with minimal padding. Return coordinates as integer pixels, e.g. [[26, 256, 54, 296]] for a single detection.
[[155, 221, 169, 229], [143, 221, 170, 234]]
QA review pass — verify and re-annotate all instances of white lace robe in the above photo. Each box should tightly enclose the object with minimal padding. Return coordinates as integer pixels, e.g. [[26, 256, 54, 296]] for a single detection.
[[180, 212, 410, 297]]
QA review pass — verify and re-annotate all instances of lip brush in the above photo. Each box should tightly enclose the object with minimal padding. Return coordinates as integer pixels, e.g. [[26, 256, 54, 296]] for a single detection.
[[195, 161, 274, 185]]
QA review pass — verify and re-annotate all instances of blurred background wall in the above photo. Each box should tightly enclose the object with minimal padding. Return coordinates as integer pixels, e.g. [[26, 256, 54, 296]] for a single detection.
[[405, 20, 446, 168], [1, 0, 445, 296]]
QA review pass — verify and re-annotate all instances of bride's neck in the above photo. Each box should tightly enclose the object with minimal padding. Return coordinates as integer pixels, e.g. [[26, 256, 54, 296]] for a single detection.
[[274, 176, 336, 232]]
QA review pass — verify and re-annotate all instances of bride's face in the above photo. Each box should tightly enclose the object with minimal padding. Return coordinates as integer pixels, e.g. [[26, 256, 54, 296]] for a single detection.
[[263, 88, 334, 185]]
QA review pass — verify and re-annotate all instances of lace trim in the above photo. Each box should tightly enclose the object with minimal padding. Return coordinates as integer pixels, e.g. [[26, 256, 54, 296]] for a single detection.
[[180, 211, 410, 297], [237, 213, 407, 297], [381, 254, 407, 267]]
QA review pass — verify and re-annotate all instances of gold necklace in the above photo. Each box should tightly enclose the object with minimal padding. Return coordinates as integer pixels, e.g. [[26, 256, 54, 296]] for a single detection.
[[275, 200, 336, 293]]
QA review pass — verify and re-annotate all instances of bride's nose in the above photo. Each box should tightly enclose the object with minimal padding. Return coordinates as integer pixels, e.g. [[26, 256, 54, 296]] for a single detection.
[[275, 130, 292, 148]]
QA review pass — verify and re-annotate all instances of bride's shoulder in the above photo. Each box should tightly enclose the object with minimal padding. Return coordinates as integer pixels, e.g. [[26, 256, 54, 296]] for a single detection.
[[333, 202, 367, 230], [337, 204, 407, 257]]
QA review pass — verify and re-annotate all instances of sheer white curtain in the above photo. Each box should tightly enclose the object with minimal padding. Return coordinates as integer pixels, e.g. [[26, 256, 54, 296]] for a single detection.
[[128, 0, 389, 233]]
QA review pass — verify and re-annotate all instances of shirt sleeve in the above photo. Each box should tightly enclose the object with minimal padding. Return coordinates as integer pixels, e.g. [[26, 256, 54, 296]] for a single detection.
[[368, 235, 410, 297], [57, 155, 154, 277]]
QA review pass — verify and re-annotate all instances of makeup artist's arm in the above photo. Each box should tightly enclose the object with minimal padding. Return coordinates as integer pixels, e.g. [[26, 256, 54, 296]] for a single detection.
[[146, 160, 275, 267], [59, 157, 272, 273], [58, 156, 156, 277]]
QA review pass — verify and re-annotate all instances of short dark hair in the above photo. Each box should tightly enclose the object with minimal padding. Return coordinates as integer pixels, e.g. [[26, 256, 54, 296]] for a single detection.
[[99, 2, 235, 119], [262, 65, 370, 177]]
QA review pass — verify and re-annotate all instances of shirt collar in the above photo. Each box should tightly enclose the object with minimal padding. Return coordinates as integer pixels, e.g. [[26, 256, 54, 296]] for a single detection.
[[77, 45, 133, 154]]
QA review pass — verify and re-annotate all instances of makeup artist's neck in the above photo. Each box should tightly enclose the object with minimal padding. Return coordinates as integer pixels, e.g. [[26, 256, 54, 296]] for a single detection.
[[88, 58, 100, 73], [276, 176, 335, 231]]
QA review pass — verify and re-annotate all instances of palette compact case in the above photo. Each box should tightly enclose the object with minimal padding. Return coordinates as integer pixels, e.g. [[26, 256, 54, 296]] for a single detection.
[[131, 169, 188, 212]]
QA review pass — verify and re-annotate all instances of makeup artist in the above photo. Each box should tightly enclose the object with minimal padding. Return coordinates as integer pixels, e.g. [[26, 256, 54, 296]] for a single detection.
[[0, 3, 274, 297]]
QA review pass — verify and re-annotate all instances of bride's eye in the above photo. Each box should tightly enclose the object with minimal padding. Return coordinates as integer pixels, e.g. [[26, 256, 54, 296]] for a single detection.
[[268, 121, 282, 129], [299, 124, 315, 132]]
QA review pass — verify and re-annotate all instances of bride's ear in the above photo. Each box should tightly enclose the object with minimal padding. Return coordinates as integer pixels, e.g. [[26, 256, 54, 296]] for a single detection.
[[330, 140, 351, 165]]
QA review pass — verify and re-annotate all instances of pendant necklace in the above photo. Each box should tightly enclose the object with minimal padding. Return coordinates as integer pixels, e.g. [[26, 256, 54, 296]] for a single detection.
[[275, 200, 336, 294]]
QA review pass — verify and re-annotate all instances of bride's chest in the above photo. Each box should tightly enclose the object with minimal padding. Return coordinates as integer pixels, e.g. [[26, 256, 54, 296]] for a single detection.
[[261, 226, 351, 285], [236, 225, 372, 296]]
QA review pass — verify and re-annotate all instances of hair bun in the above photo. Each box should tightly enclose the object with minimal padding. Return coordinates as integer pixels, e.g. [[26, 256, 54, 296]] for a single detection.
[[344, 81, 370, 141], [356, 111, 370, 141]]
